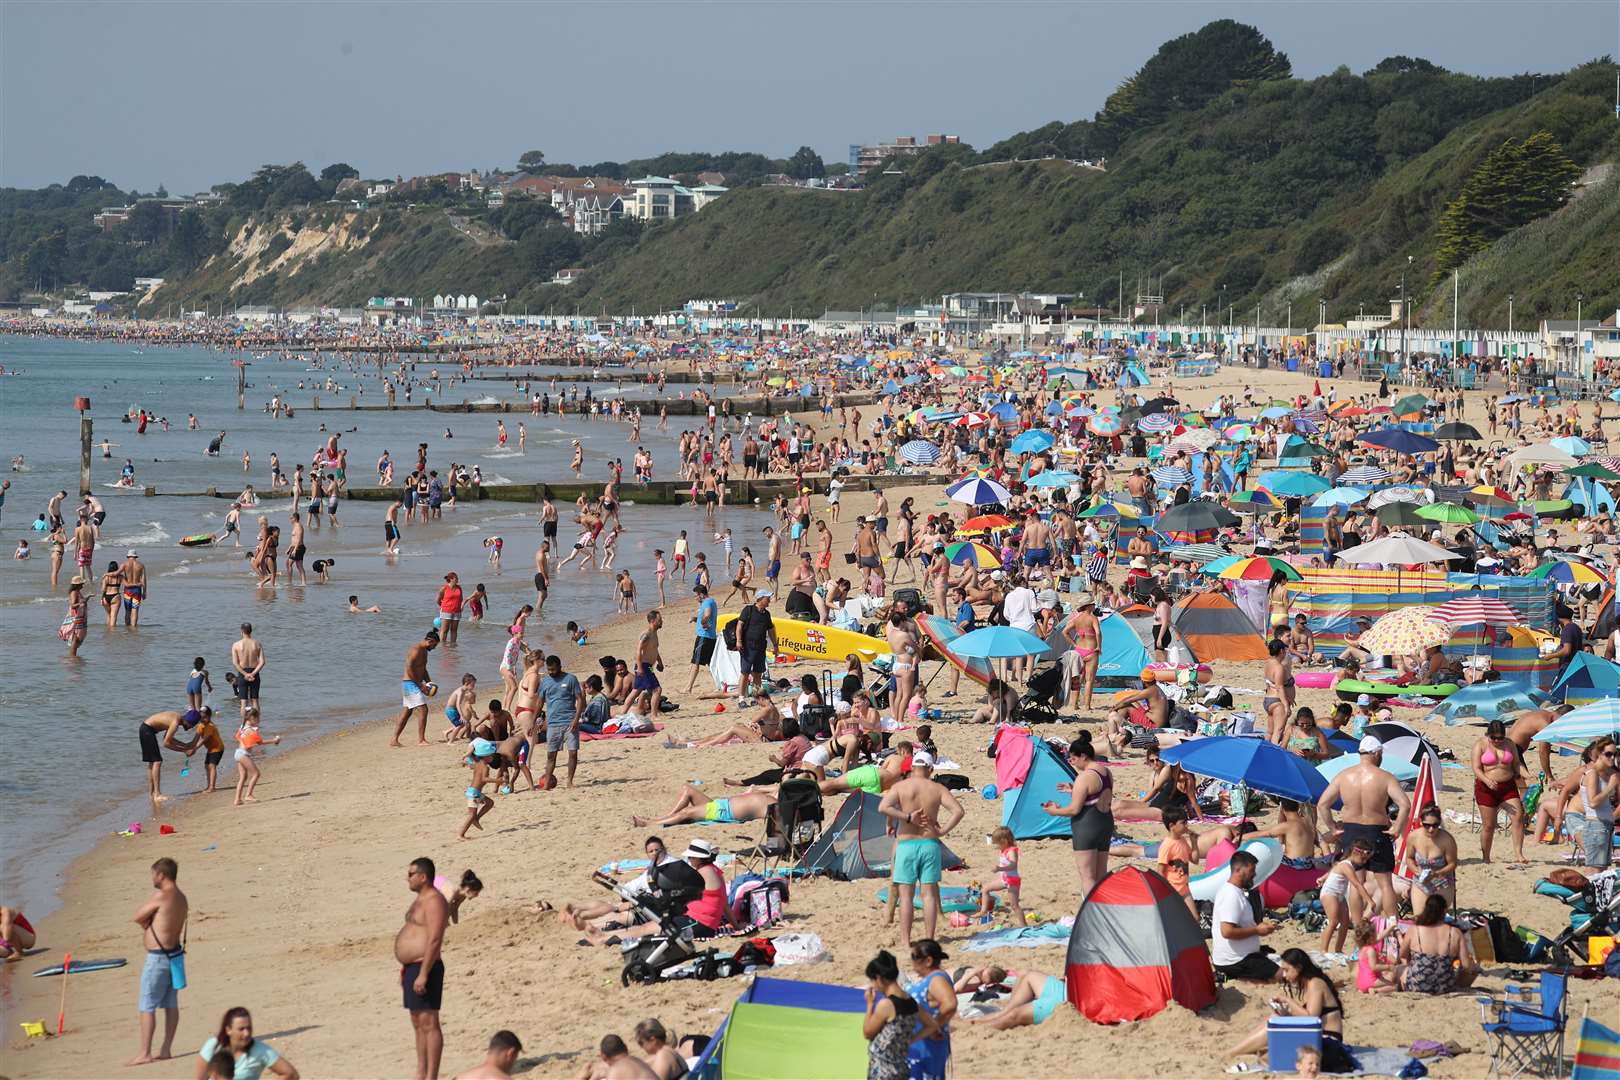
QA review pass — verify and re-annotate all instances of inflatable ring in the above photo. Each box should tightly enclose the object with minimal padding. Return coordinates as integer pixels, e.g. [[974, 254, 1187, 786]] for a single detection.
[[1334, 678, 1459, 702], [1144, 663, 1213, 684], [1292, 670, 1339, 689], [1189, 838, 1284, 903]]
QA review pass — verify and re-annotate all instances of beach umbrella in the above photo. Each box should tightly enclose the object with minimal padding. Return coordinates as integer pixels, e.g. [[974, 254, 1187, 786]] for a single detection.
[[1374, 502, 1429, 528], [1229, 489, 1284, 514], [1220, 422, 1255, 442], [1026, 470, 1079, 489], [1076, 501, 1140, 520], [1178, 412, 1209, 428], [1168, 428, 1220, 452], [1428, 680, 1550, 726], [1332, 534, 1459, 565], [1258, 405, 1293, 420], [1258, 470, 1332, 498], [953, 412, 991, 428], [1415, 502, 1480, 525], [988, 402, 1020, 422], [951, 625, 1051, 659], [1141, 397, 1179, 415], [946, 477, 1012, 506], [1338, 464, 1394, 486], [1393, 394, 1431, 418], [1550, 435, 1592, 457], [1043, 401, 1065, 417], [1318, 751, 1419, 784], [1150, 465, 1194, 487], [1356, 607, 1453, 655], [1067, 404, 1096, 418], [1157, 502, 1240, 532], [1359, 429, 1440, 454], [1160, 737, 1329, 803], [1566, 462, 1620, 482], [943, 541, 1001, 569], [1526, 559, 1606, 584], [1531, 698, 1620, 744], [1137, 413, 1178, 434], [962, 514, 1014, 531], [1465, 485, 1516, 508], [1211, 555, 1302, 582], [1506, 443, 1577, 469], [1280, 437, 1333, 459], [899, 440, 941, 466], [1161, 543, 1230, 564], [1312, 487, 1370, 509], [1433, 422, 1483, 441], [1088, 413, 1124, 436], [881, 380, 902, 395], [1530, 498, 1577, 519], [1010, 429, 1055, 454], [1364, 721, 1447, 782], [1426, 597, 1523, 628], [919, 614, 993, 687]]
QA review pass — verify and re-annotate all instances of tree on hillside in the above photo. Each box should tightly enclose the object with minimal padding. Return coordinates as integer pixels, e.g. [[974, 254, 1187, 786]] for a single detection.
[[786, 146, 825, 180], [1367, 56, 1447, 76], [169, 208, 211, 269], [125, 200, 168, 244], [1094, 20, 1290, 150], [518, 150, 546, 170], [321, 163, 360, 186], [65, 175, 112, 195], [1434, 130, 1578, 276]]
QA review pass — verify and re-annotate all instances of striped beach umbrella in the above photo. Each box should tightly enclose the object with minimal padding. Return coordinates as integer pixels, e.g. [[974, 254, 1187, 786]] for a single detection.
[[1427, 597, 1523, 629], [899, 440, 941, 465], [1212, 555, 1302, 582], [943, 541, 1001, 569], [1169, 428, 1220, 453], [1161, 543, 1230, 564], [1526, 559, 1606, 584], [1338, 464, 1393, 485], [953, 412, 991, 428], [1150, 465, 1194, 486], [1229, 489, 1284, 514], [1137, 413, 1177, 434], [1088, 413, 1124, 436], [947, 476, 1012, 506], [1076, 501, 1140, 520]]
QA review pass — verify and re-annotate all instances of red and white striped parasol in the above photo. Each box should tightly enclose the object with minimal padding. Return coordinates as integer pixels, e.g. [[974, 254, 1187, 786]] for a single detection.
[[1425, 597, 1524, 628]]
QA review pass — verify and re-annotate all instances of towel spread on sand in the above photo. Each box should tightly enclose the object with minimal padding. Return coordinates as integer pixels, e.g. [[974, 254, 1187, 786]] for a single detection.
[[960, 921, 1074, 952]]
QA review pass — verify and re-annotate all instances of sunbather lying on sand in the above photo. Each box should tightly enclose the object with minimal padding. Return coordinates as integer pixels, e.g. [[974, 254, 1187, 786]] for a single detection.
[[631, 784, 777, 828]]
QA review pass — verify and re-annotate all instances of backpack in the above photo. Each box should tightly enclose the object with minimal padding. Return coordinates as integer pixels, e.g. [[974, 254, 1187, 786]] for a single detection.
[[722, 615, 739, 652], [731, 937, 776, 970]]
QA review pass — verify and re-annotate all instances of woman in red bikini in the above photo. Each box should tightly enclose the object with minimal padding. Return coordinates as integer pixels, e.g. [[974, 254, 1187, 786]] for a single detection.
[[0, 905, 37, 959]]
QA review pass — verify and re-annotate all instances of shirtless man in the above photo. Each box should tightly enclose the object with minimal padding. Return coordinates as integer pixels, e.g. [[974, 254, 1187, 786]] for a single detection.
[[120, 549, 147, 626], [631, 783, 777, 827], [879, 752, 965, 949], [633, 610, 665, 717], [231, 622, 265, 719], [385, 498, 402, 555], [137, 711, 200, 803], [532, 540, 552, 613], [1508, 704, 1568, 782], [70, 514, 96, 579], [285, 511, 307, 585], [762, 526, 783, 597], [1315, 737, 1411, 918], [574, 1035, 657, 1080], [455, 1031, 522, 1080], [1102, 670, 1171, 755], [1061, 594, 1102, 712], [852, 517, 883, 593], [397, 857, 450, 1080], [392, 630, 441, 747], [126, 857, 188, 1067], [1019, 508, 1054, 578], [885, 609, 921, 727], [47, 489, 67, 530]]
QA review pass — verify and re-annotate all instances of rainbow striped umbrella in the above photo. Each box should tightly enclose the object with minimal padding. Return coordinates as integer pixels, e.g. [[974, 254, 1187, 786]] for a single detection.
[[1077, 501, 1140, 520], [1526, 559, 1606, 584], [943, 541, 1001, 569], [1137, 413, 1177, 433], [1211, 556, 1302, 581], [1089, 413, 1124, 436]]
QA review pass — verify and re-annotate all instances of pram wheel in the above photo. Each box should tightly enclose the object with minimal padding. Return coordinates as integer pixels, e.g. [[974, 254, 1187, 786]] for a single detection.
[[621, 960, 653, 987]]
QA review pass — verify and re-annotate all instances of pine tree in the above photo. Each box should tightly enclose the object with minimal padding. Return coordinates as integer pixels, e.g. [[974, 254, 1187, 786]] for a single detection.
[[1434, 130, 1579, 276]]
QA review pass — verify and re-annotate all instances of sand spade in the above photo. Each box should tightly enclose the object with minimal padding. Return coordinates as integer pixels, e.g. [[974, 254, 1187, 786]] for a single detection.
[[57, 951, 70, 1034]]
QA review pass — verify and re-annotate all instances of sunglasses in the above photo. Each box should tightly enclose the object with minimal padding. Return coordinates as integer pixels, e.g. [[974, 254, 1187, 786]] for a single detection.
[[1421, 821, 1441, 829]]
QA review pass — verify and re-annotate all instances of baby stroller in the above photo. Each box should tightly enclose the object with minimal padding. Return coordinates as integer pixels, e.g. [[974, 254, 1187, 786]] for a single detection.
[[1531, 868, 1619, 966], [592, 862, 727, 987], [1017, 662, 1064, 725]]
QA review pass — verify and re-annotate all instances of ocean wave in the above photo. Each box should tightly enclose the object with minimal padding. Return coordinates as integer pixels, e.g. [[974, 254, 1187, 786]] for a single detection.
[[469, 396, 501, 405], [160, 564, 191, 576], [482, 473, 514, 485], [110, 521, 171, 546]]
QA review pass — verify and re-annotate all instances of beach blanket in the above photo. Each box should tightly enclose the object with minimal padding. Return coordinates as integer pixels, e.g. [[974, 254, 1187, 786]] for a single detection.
[[960, 921, 1073, 952], [580, 724, 665, 741]]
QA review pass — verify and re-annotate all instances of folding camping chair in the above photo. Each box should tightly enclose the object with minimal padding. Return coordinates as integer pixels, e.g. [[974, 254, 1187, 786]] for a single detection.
[[738, 774, 824, 876], [1477, 971, 1568, 1079]]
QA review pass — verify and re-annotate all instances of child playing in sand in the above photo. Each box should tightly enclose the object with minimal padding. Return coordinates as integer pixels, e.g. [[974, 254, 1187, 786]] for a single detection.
[[976, 826, 1026, 926], [233, 705, 281, 806], [1353, 921, 1403, 993], [468, 583, 488, 623], [484, 536, 503, 570], [1318, 839, 1376, 953], [565, 621, 588, 647], [187, 656, 212, 711], [441, 674, 481, 742]]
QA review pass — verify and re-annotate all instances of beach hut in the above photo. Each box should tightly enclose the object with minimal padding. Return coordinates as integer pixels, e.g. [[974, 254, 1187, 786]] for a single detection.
[[797, 793, 962, 880], [1171, 591, 1270, 662], [1066, 866, 1217, 1024], [995, 727, 1078, 840], [687, 976, 866, 1079]]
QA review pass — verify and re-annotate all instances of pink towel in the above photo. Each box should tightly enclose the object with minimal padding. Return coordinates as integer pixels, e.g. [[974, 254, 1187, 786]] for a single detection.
[[993, 726, 1035, 791]]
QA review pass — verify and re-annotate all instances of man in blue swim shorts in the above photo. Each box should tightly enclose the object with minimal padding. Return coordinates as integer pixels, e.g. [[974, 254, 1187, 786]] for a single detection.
[[391, 630, 440, 747], [878, 752, 964, 949]]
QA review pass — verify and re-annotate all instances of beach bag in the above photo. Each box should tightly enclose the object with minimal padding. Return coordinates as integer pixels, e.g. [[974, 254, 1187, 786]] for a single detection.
[[1486, 915, 1526, 963], [731, 937, 776, 970], [1201, 686, 1234, 709], [722, 617, 739, 652], [1547, 868, 1588, 892], [728, 876, 787, 932]]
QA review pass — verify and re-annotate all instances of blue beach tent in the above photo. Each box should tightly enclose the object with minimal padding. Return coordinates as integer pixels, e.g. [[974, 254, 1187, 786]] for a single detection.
[[1550, 651, 1620, 705], [1002, 735, 1079, 839]]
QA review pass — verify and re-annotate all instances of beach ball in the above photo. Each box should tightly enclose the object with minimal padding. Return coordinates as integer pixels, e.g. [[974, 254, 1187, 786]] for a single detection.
[[423, 682, 438, 698], [540, 774, 558, 791], [949, 912, 971, 928], [981, 784, 999, 800], [433, 616, 443, 629]]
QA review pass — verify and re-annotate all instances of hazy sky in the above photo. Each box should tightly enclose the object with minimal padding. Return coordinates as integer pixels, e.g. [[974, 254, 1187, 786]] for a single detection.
[[4, 1, 1616, 192]]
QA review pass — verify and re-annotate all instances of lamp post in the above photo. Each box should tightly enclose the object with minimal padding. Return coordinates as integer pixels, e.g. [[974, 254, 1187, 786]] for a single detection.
[[1507, 293, 1514, 336], [1400, 255, 1412, 367], [1575, 290, 1584, 376]]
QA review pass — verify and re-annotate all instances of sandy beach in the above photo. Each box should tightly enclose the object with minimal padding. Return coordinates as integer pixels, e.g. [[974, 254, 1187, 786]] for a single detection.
[[3, 363, 1613, 1079]]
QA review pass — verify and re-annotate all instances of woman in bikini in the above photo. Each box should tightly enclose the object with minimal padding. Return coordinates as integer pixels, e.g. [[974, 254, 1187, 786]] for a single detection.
[[1263, 638, 1296, 745], [1471, 719, 1527, 864], [1282, 707, 1332, 762], [1226, 949, 1356, 1072], [1109, 749, 1197, 823], [99, 559, 124, 628], [1041, 733, 1112, 900]]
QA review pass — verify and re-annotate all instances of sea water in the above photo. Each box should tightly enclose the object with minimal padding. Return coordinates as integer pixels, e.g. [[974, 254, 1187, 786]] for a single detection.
[[0, 337, 771, 915]]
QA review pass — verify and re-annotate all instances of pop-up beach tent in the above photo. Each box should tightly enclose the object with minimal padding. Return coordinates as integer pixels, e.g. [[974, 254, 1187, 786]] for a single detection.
[[1551, 651, 1620, 705], [797, 792, 962, 880], [1171, 590, 1269, 662], [687, 976, 866, 1080], [994, 726, 1078, 840], [1066, 865, 1217, 1024], [1040, 611, 1153, 686]]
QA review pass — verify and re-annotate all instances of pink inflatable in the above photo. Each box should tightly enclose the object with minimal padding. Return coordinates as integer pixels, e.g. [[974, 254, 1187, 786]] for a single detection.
[[1260, 863, 1327, 907], [1292, 671, 1338, 689]]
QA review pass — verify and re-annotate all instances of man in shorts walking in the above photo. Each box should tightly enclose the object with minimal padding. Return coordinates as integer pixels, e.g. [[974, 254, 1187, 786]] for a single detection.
[[539, 654, 585, 789], [878, 752, 964, 949], [688, 584, 718, 692], [392, 630, 441, 747]]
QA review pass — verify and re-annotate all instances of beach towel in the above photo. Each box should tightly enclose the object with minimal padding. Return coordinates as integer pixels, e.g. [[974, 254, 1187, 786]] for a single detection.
[[580, 723, 665, 741], [960, 921, 1073, 952]]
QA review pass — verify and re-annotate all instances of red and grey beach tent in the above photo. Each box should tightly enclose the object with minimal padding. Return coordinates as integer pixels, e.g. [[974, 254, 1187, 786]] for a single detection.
[[1066, 865, 1217, 1024]]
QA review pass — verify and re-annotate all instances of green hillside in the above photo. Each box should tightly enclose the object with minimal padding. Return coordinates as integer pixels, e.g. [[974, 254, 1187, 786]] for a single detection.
[[3, 22, 1616, 325]]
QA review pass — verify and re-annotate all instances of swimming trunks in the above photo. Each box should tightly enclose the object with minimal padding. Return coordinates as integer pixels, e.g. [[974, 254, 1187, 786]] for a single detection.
[[1023, 547, 1051, 567], [138, 721, 163, 763], [1031, 974, 1067, 1025], [401, 959, 444, 1011], [446, 706, 462, 726], [892, 837, 943, 886], [402, 680, 428, 709], [703, 798, 736, 824], [235, 673, 261, 700], [844, 763, 882, 794], [123, 585, 144, 609], [139, 949, 181, 1013], [1337, 821, 1396, 873], [633, 663, 660, 692]]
